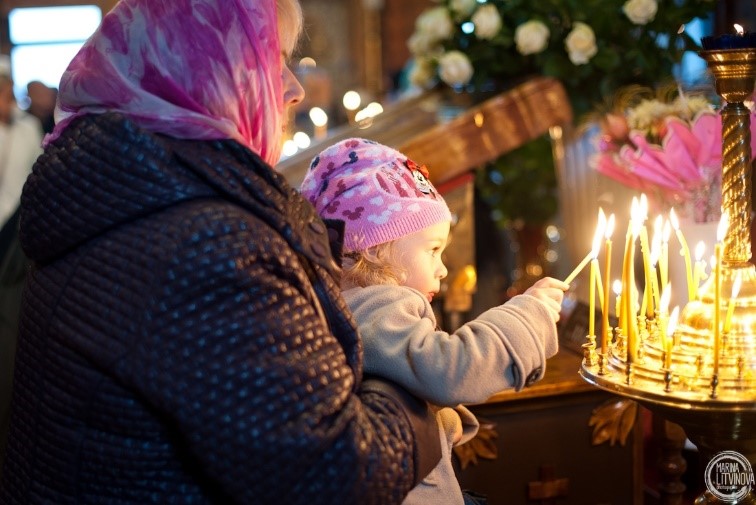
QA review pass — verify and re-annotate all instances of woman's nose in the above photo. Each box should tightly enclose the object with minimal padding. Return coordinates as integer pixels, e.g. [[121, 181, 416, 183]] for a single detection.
[[283, 67, 305, 107]]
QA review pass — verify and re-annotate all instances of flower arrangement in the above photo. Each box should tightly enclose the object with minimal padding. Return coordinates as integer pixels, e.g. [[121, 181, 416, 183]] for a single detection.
[[407, 0, 716, 226], [594, 86, 756, 223]]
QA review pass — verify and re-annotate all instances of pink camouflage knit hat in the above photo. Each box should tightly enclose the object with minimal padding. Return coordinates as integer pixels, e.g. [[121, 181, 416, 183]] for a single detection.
[[300, 138, 451, 252]]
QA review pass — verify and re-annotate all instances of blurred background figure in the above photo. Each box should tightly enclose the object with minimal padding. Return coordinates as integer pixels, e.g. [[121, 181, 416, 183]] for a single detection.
[[0, 54, 42, 469], [0, 55, 43, 235], [25, 81, 56, 135]]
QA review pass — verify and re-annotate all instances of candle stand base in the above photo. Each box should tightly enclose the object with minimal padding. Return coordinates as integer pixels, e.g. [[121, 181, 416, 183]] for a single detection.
[[694, 491, 756, 505], [581, 359, 756, 504]]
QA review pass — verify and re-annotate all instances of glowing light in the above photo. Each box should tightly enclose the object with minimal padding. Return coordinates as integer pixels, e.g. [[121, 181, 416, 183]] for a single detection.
[[298, 57, 316, 68], [342, 90, 361, 111], [292, 131, 311, 149], [309, 107, 328, 127], [281, 139, 298, 157]]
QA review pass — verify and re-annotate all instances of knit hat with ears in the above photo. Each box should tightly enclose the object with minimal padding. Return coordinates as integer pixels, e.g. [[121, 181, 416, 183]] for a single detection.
[[300, 138, 451, 252]]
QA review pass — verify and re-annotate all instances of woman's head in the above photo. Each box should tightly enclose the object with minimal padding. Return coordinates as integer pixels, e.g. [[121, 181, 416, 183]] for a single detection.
[[50, 0, 304, 166], [301, 138, 452, 297]]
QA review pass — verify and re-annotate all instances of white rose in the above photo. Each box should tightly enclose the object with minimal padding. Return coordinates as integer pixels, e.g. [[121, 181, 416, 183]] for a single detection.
[[471, 4, 502, 40], [514, 20, 550, 55], [438, 51, 474, 87], [409, 58, 436, 88], [416, 7, 454, 42], [449, 0, 477, 20], [622, 0, 658, 25], [564, 22, 598, 65], [408, 31, 436, 56]]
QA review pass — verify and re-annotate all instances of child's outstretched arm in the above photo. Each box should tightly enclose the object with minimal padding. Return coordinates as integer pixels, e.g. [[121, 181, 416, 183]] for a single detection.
[[523, 277, 569, 322]]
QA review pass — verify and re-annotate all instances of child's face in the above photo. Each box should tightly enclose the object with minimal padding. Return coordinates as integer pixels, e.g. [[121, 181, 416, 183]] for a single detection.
[[392, 221, 450, 302]]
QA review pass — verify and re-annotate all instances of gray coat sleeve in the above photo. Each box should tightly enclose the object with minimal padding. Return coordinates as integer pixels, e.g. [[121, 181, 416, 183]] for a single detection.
[[345, 285, 559, 406]]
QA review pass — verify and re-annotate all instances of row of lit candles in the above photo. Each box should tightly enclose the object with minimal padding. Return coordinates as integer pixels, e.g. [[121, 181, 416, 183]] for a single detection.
[[566, 194, 738, 376]]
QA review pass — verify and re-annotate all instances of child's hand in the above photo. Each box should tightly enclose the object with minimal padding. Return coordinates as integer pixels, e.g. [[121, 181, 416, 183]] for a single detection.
[[524, 277, 569, 322]]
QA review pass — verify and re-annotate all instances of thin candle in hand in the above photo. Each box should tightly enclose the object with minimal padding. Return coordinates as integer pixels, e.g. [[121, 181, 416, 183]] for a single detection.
[[565, 210, 606, 285]]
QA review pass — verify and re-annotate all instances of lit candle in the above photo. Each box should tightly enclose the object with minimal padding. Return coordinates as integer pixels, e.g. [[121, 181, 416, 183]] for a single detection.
[[624, 202, 641, 364], [343, 90, 361, 125], [588, 223, 604, 337], [309, 107, 329, 140], [662, 219, 671, 291], [565, 210, 606, 285], [643, 242, 661, 319], [670, 208, 694, 302], [613, 280, 622, 319], [652, 216, 663, 291], [638, 195, 655, 318], [701, 23, 756, 50], [692, 241, 706, 299], [665, 306, 679, 369], [713, 213, 729, 376], [659, 276, 671, 312], [723, 271, 742, 334], [601, 214, 615, 353]]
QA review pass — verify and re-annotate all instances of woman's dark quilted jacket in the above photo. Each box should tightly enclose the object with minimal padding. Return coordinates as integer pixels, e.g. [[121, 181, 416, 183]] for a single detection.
[[0, 113, 440, 504]]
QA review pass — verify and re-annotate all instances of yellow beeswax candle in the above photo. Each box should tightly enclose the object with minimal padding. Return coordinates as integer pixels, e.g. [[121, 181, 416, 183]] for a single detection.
[[669, 208, 694, 302], [665, 306, 679, 369]]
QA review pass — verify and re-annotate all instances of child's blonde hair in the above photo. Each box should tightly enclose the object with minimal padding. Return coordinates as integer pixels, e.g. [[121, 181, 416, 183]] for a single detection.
[[342, 241, 407, 288]]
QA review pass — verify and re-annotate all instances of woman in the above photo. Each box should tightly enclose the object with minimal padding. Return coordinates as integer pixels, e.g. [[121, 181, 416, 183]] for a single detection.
[[0, 1, 440, 503]]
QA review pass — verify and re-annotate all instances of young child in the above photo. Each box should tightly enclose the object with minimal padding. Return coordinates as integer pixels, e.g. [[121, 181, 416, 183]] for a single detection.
[[300, 138, 568, 505]]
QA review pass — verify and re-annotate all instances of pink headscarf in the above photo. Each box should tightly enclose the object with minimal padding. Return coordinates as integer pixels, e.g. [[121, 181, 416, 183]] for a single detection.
[[48, 0, 284, 166]]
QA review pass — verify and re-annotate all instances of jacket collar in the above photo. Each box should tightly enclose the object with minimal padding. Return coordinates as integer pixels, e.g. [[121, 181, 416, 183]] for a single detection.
[[20, 112, 339, 276]]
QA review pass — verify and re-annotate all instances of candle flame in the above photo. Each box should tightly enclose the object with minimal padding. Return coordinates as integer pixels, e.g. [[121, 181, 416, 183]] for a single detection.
[[667, 306, 680, 336], [639, 194, 648, 220], [669, 208, 679, 231], [710, 255, 716, 269], [654, 215, 663, 237], [677, 24, 685, 35], [591, 225, 603, 258], [631, 217, 642, 238], [717, 212, 730, 242], [650, 246, 660, 267], [605, 214, 615, 239], [663, 220, 671, 242], [695, 241, 706, 261], [613, 279, 622, 296], [734, 24, 744, 36], [732, 272, 743, 299], [630, 197, 640, 224], [660, 284, 671, 313]]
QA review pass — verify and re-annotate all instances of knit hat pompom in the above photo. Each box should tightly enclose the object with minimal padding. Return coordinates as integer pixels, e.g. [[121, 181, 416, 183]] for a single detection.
[[300, 138, 451, 252]]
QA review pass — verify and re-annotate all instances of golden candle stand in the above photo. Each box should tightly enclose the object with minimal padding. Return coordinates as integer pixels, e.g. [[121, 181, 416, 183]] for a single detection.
[[580, 46, 756, 504]]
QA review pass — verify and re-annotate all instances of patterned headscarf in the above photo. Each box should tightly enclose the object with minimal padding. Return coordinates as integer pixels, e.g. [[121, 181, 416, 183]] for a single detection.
[[48, 0, 284, 166]]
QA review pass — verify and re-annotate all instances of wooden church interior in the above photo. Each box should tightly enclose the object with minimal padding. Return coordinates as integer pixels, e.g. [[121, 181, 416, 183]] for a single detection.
[[1, 0, 755, 503]]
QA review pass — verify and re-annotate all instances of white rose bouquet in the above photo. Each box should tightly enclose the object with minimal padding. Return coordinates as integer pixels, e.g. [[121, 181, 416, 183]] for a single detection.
[[408, 0, 713, 118], [407, 0, 715, 227]]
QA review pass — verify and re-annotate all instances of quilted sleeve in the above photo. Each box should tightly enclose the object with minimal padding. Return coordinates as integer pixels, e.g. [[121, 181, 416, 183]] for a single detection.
[[121, 207, 429, 505]]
